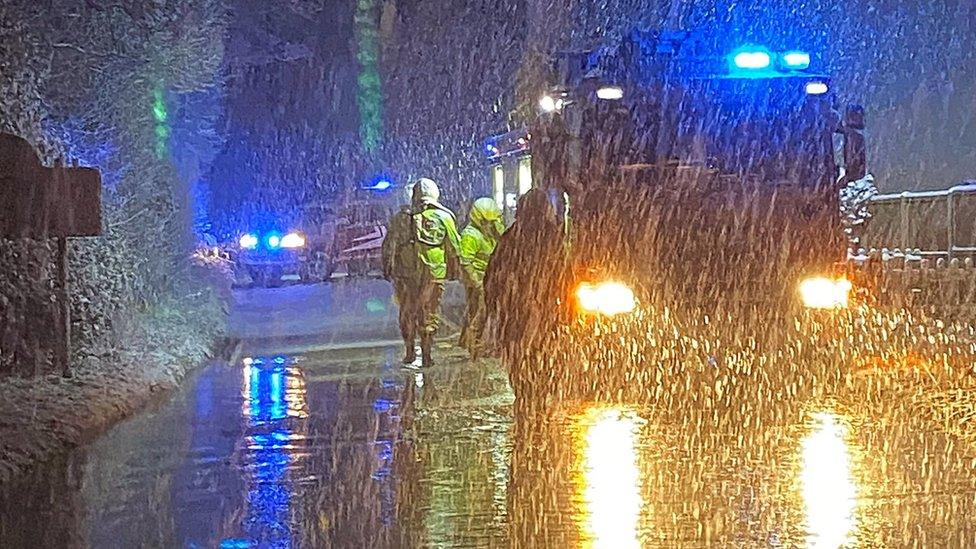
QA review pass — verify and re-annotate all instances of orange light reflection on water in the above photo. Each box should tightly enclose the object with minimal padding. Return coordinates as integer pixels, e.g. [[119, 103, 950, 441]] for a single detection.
[[801, 411, 859, 548], [572, 406, 644, 549]]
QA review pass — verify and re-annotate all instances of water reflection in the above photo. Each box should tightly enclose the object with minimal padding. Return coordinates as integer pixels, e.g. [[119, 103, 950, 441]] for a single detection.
[[9, 351, 976, 546], [373, 363, 407, 527], [230, 356, 308, 548], [573, 406, 645, 549], [801, 411, 858, 548]]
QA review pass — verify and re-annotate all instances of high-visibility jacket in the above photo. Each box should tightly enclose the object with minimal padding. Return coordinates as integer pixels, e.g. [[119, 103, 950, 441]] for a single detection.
[[413, 204, 461, 281], [459, 223, 500, 286]]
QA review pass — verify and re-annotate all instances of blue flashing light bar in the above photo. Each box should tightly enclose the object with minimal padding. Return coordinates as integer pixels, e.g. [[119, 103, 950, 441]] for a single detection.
[[363, 175, 395, 191], [731, 47, 772, 70], [266, 233, 282, 249], [782, 51, 811, 69]]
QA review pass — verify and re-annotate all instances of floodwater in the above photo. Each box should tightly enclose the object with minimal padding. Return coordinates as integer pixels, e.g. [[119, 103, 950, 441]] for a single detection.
[[3, 344, 976, 548]]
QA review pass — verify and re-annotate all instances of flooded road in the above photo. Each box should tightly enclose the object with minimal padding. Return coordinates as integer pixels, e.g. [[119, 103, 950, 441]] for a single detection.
[[3, 282, 976, 547], [4, 342, 976, 547]]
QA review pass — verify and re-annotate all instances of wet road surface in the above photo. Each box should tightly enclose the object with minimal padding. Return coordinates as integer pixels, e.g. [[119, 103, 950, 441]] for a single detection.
[[3, 285, 976, 547], [229, 279, 465, 356]]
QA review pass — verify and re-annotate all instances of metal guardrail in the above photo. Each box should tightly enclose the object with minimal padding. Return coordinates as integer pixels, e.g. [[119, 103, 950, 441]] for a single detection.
[[848, 251, 976, 315], [863, 182, 976, 258]]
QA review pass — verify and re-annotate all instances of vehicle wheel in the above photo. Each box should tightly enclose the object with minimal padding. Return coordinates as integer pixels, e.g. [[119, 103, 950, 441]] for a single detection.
[[349, 256, 368, 278], [313, 253, 336, 282], [248, 267, 267, 288], [319, 260, 336, 282], [368, 255, 383, 277], [300, 261, 321, 285], [231, 266, 251, 289], [266, 267, 284, 288]]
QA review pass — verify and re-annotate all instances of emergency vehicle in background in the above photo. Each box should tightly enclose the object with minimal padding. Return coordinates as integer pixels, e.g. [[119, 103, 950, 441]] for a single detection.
[[231, 189, 393, 287], [487, 26, 869, 396]]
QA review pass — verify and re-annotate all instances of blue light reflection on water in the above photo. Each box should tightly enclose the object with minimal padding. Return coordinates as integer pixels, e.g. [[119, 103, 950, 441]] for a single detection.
[[373, 398, 394, 413], [195, 374, 214, 419], [193, 352, 408, 545], [269, 369, 285, 421], [373, 360, 404, 526], [239, 358, 298, 548]]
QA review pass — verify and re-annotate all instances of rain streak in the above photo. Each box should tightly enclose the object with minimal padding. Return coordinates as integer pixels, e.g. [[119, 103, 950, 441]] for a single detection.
[[2, 0, 976, 548]]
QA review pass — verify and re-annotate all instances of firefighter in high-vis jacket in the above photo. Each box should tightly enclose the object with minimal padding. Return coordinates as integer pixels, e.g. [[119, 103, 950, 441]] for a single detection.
[[382, 178, 461, 367], [458, 197, 505, 358]]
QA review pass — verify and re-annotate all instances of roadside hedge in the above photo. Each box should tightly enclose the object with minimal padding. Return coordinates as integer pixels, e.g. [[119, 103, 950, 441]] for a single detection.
[[0, 0, 228, 377]]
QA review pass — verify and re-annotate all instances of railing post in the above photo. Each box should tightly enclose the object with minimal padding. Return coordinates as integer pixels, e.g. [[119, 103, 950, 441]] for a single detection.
[[900, 192, 909, 252], [947, 187, 956, 260]]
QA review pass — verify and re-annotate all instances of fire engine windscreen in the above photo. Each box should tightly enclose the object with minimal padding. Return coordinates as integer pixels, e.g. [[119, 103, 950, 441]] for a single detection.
[[663, 78, 836, 187], [582, 33, 837, 189], [577, 77, 836, 189]]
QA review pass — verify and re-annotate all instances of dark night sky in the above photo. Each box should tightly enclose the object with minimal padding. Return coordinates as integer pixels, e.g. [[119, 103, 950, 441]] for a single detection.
[[207, 0, 361, 233], [208, 0, 976, 229]]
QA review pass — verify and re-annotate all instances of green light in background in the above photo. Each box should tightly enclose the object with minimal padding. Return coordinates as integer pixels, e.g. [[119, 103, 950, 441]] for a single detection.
[[366, 297, 387, 314], [152, 89, 168, 123], [153, 86, 170, 159], [355, 0, 383, 154]]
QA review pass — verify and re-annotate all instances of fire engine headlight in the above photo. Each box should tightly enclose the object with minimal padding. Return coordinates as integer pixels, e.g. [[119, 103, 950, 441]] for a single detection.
[[239, 233, 259, 250], [805, 81, 829, 95], [799, 277, 852, 310], [576, 281, 636, 317], [280, 232, 306, 249]]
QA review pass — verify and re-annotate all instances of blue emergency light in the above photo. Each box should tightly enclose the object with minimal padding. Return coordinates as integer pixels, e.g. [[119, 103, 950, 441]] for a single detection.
[[782, 51, 811, 70], [266, 233, 282, 249], [731, 47, 772, 70], [362, 175, 394, 191], [727, 45, 819, 80], [238, 229, 304, 250]]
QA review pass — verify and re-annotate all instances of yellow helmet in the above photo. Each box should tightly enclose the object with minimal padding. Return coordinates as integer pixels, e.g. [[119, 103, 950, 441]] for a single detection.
[[470, 197, 502, 223]]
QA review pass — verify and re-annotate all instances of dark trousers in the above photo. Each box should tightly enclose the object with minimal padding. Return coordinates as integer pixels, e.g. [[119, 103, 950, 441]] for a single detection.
[[459, 284, 487, 357], [394, 277, 444, 352]]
